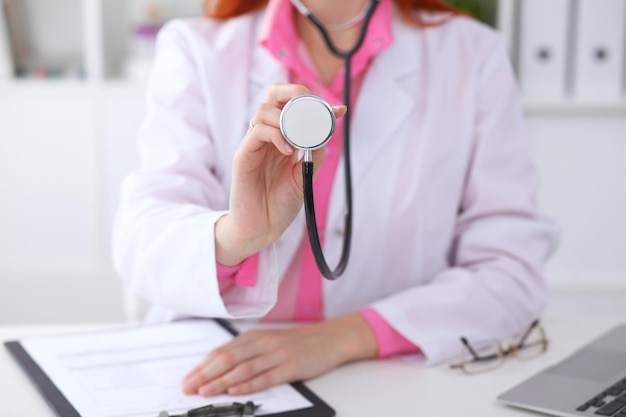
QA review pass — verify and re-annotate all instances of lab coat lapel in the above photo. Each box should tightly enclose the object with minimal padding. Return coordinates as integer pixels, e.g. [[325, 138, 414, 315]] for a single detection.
[[327, 20, 422, 227], [352, 20, 422, 187], [247, 38, 288, 125]]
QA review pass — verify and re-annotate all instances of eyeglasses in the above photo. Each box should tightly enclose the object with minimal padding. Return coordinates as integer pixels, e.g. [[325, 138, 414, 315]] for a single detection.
[[449, 319, 549, 374]]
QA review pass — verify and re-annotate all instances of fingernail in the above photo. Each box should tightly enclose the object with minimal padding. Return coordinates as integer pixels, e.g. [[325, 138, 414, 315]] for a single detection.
[[182, 382, 196, 394], [228, 386, 241, 395], [331, 105, 346, 110], [283, 143, 293, 154]]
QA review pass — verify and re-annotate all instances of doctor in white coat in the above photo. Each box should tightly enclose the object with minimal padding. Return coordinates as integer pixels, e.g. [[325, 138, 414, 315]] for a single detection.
[[113, 0, 558, 398]]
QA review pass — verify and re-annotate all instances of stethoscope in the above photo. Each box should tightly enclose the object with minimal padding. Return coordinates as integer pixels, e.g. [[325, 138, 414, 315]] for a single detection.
[[280, 0, 380, 280]]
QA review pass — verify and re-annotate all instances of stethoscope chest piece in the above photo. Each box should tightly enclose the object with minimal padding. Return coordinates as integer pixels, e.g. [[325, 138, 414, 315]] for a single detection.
[[280, 94, 336, 152]]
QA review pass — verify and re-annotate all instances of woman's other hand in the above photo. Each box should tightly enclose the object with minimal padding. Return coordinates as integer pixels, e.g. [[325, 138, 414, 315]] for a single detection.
[[181, 313, 377, 397], [215, 83, 346, 266]]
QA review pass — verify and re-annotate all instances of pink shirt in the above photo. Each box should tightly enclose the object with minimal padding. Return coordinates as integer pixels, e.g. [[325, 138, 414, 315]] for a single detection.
[[218, 0, 417, 358]]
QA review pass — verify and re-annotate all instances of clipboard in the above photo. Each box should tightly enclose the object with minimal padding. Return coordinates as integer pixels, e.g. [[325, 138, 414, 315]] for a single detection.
[[4, 319, 335, 417]]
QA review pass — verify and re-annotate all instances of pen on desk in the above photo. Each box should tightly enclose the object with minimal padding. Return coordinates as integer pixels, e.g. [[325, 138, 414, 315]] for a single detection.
[[158, 401, 259, 417], [242, 401, 255, 417]]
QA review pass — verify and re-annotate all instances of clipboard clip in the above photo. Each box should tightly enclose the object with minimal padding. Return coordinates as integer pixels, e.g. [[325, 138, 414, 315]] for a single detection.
[[158, 401, 259, 417]]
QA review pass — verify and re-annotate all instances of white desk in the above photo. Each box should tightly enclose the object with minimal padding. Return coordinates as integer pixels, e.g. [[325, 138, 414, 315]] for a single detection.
[[2, 315, 625, 416]]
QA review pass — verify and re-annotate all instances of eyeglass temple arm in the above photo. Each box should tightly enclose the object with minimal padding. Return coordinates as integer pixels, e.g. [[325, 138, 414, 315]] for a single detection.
[[460, 337, 482, 360], [516, 319, 540, 348]]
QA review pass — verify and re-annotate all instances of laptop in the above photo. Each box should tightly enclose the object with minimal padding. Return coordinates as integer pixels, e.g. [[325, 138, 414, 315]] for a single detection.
[[498, 323, 626, 417]]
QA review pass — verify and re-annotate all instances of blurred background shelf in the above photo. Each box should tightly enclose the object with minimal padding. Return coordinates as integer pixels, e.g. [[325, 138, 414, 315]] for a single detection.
[[2, 0, 624, 108], [523, 99, 626, 115], [0, 78, 91, 94], [0, 0, 202, 83]]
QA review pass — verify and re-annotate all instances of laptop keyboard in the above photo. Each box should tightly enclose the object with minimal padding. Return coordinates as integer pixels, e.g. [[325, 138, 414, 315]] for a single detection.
[[576, 378, 626, 415]]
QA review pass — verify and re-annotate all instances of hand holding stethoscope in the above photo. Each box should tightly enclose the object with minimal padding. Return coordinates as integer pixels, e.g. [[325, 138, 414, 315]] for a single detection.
[[214, 84, 347, 268]]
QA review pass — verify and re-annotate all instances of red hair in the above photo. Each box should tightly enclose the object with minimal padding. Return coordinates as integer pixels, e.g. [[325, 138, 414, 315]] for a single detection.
[[204, 0, 462, 26]]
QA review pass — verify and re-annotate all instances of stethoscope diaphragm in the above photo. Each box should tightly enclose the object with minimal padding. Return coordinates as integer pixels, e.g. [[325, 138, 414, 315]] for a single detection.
[[279, 94, 336, 153]]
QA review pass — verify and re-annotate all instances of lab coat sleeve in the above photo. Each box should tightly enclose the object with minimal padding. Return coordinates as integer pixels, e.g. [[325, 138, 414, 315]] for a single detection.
[[112, 21, 277, 319], [369, 37, 559, 365]]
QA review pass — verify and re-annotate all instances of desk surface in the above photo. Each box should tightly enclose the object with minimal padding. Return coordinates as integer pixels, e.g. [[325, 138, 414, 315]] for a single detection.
[[2, 315, 625, 417]]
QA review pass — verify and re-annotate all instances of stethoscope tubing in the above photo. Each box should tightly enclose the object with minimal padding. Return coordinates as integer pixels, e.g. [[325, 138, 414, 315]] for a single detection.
[[299, 0, 381, 280]]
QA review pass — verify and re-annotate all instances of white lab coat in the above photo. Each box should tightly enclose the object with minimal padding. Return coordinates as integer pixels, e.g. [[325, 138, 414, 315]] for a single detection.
[[112, 8, 559, 364]]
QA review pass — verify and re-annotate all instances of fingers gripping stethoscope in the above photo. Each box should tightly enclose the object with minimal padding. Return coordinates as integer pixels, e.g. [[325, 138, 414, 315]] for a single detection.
[[280, 0, 380, 280]]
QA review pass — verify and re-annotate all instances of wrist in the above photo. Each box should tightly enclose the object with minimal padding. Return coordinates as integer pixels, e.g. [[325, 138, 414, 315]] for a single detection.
[[324, 314, 378, 363], [214, 214, 268, 266]]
